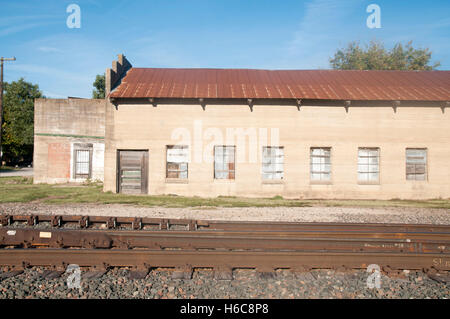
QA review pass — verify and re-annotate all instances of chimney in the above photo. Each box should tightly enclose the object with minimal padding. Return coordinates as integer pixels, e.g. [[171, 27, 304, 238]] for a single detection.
[[105, 54, 132, 97]]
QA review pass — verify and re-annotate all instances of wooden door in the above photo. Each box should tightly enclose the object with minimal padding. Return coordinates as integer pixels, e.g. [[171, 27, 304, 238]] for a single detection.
[[118, 150, 148, 194]]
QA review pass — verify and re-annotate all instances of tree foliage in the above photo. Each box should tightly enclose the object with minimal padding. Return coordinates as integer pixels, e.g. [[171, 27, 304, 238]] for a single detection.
[[2, 78, 43, 165], [330, 41, 440, 70], [92, 74, 105, 99]]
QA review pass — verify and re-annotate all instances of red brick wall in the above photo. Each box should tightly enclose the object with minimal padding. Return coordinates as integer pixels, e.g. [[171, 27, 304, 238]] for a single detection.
[[47, 143, 70, 179]]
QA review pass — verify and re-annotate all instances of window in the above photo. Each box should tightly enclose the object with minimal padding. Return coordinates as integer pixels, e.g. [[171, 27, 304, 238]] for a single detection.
[[406, 148, 427, 181], [310, 147, 331, 182], [73, 143, 93, 179], [358, 148, 380, 183], [166, 145, 189, 179], [262, 146, 284, 180], [214, 146, 235, 179]]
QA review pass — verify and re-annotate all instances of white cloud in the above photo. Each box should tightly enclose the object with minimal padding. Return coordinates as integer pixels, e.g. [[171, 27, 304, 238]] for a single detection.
[[37, 46, 64, 53], [127, 35, 199, 67], [9, 63, 91, 85], [0, 14, 60, 37], [280, 0, 361, 69], [0, 22, 52, 37], [0, 14, 59, 27], [42, 91, 68, 99]]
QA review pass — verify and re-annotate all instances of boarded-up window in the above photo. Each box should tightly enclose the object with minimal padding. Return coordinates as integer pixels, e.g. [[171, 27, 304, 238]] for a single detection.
[[406, 148, 427, 181], [358, 148, 379, 182], [214, 146, 235, 179], [166, 145, 189, 179], [73, 143, 92, 179], [262, 146, 284, 180], [310, 147, 331, 181]]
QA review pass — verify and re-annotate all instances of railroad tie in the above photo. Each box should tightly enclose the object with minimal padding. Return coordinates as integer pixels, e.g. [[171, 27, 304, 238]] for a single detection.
[[213, 266, 233, 281], [83, 264, 109, 280], [172, 264, 193, 280], [257, 267, 276, 279], [0, 269, 23, 281], [128, 264, 150, 280]]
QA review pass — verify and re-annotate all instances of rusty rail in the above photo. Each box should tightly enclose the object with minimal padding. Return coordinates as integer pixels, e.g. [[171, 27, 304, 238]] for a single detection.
[[0, 249, 448, 272], [1, 228, 449, 254], [1, 213, 449, 233], [0, 220, 449, 272]]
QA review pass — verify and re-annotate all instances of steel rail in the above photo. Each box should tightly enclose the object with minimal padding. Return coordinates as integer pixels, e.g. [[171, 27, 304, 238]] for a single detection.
[[1, 214, 450, 233], [3, 227, 450, 240], [205, 220, 450, 233], [0, 248, 448, 271], [1, 228, 449, 254]]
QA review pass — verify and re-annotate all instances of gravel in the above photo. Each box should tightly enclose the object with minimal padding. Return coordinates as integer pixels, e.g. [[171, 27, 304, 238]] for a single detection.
[[0, 267, 448, 299], [0, 203, 449, 224]]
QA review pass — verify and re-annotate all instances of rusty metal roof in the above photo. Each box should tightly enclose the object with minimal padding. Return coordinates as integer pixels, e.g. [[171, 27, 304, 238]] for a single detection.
[[109, 68, 450, 101]]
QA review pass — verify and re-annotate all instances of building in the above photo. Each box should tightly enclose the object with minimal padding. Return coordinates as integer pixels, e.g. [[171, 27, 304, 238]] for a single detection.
[[36, 54, 450, 199], [33, 98, 105, 184]]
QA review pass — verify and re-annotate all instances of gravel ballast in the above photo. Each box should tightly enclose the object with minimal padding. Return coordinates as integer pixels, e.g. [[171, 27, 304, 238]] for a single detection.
[[0, 203, 449, 224], [0, 267, 448, 299]]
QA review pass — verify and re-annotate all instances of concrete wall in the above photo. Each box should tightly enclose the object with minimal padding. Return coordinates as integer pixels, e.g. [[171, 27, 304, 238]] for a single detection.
[[103, 101, 450, 200], [34, 98, 106, 184], [69, 142, 105, 182], [105, 54, 132, 96]]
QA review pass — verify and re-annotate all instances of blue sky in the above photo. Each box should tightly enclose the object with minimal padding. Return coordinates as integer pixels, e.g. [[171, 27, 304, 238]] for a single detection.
[[1, 0, 449, 98]]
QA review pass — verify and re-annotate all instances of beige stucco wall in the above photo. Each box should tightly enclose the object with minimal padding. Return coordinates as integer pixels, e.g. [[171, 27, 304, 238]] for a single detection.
[[34, 98, 105, 137], [34, 98, 106, 184], [104, 101, 450, 199]]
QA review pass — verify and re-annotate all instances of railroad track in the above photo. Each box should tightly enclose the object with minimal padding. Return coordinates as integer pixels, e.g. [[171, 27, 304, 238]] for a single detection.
[[2, 213, 449, 233], [0, 214, 449, 276], [1, 228, 449, 253]]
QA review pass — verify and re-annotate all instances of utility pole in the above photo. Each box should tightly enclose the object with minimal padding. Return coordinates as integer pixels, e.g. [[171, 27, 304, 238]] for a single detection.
[[0, 57, 16, 167]]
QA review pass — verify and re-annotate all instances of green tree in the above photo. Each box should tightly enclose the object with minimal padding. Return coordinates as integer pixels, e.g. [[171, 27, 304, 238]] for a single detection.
[[2, 78, 43, 165], [92, 74, 105, 99], [330, 40, 440, 70]]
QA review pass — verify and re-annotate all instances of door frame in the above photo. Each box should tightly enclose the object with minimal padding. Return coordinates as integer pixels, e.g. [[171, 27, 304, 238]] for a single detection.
[[116, 149, 149, 194]]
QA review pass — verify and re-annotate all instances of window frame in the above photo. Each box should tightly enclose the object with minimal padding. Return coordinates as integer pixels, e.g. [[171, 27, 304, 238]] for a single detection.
[[73, 143, 93, 180], [214, 145, 236, 180], [166, 145, 189, 182], [261, 146, 284, 182], [406, 148, 428, 181], [357, 147, 380, 185], [310, 147, 332, 184]]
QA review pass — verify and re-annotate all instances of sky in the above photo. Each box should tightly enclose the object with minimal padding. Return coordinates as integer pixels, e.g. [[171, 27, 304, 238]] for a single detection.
[[0, 0, 449, 98]]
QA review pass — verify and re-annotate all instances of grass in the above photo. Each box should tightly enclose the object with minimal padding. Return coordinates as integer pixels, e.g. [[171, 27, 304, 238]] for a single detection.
[[0, 176, 449, 209]]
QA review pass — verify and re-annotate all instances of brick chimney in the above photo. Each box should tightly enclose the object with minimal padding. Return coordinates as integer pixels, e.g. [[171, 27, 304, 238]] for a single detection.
[[105, 54, 132, 97]]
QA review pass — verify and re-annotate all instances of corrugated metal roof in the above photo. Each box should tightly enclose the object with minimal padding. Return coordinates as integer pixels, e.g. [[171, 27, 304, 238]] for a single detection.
[[110, 68, 450, 101]]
